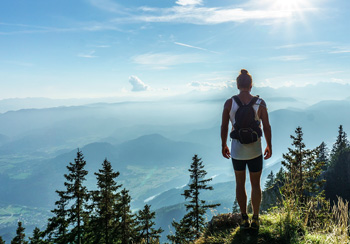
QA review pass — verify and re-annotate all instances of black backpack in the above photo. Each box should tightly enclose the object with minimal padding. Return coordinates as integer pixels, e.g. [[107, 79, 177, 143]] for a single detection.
[[230, 95, 262, 144]]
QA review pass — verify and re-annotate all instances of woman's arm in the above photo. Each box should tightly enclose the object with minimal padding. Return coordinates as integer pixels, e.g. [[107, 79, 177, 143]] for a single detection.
[[221, 99, 231, 159], [258, 100, 272, 159]]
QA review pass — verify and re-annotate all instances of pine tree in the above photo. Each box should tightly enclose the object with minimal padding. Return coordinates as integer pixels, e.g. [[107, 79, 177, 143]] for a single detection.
[[136, 204, 163, 244], [317, 142, 328, 165], [167, 213, 194, 244], [325, 149, 350, 204], [89, 159, 122, 244], [168, 155, 220, 242], [264, 171, 275, 190], [281, 127, 330, 226], [275, 167, 285, 185], [330, 125, 349, 161], [232, 198, 239, 213], [0, 236, 5, 244], [61, 149, 89, 244], [44, 190, 69, 244], [117, 188, 137, 244], [11, 222, 28, 244], [29, 228, 46, 244], [281, 126, 310, 204]]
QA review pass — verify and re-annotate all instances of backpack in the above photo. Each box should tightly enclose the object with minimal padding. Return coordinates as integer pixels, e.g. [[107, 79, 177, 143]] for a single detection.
[[230, 95, 262, 144]]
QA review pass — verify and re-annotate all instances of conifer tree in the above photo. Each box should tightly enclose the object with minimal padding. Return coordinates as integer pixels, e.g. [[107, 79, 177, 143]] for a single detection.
[[11, 221, 28, 244], [330, 125, 349, 162], [61, 149, 89, 244], [117, 188, 137, 244], [281, 126, 310, 204], [275, 167, 285, 185], [29, 228, 45, 244], [317, 142, 328, 165], [168, 155, 220, 242], [136, 204, 163, 244], [44, 190, 68, 244], [167, 213, 194, 244], [90, 159, 122, 244], [281, 127, 329, 226], [264, 171, 275, 189], [0, 236, 5, 244], [232, 198, 239, 213]]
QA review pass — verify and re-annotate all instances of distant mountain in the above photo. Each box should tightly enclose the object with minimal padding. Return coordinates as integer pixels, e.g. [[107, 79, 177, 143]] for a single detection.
[[117, 134, 206, 166], [0, 134, 209, 209]]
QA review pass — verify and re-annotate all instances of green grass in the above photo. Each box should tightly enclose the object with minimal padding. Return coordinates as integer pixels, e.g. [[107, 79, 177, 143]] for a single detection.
[[196, 212, 349, 244]]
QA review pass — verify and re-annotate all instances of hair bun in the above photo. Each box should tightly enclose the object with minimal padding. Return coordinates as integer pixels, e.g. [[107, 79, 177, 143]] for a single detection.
[[241, 69, 248, 75]]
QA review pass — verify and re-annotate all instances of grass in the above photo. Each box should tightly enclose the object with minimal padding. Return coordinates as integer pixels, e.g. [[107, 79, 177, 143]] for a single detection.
[[195, 197, 350, 244]]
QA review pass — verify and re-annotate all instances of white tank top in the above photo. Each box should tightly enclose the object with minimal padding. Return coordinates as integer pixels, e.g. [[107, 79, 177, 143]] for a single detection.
[[229, 96, 263, 160]]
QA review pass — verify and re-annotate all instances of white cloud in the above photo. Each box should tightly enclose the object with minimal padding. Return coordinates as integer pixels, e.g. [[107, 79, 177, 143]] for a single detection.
[[276, 42, 330, 49], [131, 52, 203, 69], [77, 50, 97, 58], [331, 78, 347, 84], [129, 76, 150, 92], [188, 80, 235, 91], [174, 42, 219, 54], [270, 55, 306, 61], [176, 0, 203, 6]]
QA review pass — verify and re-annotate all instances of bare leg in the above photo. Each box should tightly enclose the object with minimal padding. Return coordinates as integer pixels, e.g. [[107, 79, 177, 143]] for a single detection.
[[234, 170, 247, 214], [249, 170, 262, 215]]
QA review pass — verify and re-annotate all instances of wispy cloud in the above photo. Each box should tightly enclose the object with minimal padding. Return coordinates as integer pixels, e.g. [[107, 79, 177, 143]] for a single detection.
[[188, 80, 235, 91], [329, 46, 350, 54], [174, 42, 219, 54], [78, 51, 97, 58], [276, 42, 330, 49], [176, 0, 203, 6], [270, 55, 306, 61], [135, 6, 297, 25], [131, 52, 203, 69]]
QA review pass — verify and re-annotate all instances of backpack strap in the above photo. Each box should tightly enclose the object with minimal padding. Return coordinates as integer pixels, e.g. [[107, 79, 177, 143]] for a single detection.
[[248, 96, 259, 107], [233, 95, 243, 107]]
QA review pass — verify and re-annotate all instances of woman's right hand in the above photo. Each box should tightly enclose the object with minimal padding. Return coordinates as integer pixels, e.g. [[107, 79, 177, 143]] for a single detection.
[[222, 145, 231, 159], [264, 145, 272, 160]]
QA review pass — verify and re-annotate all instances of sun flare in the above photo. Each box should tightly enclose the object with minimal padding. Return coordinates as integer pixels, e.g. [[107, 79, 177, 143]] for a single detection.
[[272, 0, 305, 12]]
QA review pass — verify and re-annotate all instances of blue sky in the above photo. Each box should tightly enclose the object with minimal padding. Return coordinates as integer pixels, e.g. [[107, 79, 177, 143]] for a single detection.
[[0, 0, 349, 99]]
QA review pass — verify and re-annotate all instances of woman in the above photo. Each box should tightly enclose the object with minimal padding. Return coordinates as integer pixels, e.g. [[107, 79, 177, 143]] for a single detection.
[[221, 69, 272, 230]]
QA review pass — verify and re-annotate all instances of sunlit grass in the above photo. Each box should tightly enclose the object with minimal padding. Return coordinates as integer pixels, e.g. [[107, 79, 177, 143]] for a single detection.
[[195, 197, 350, 244]]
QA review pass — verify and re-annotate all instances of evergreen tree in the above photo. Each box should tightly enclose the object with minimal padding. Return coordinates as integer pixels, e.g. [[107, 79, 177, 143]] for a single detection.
[[0, 236, 5, 244], [11, 222, 28, 244], [90, 159, 122, 244], [44, 190, 69, 244], [317, 142, 329, 165], [168, 155, 220, 242], [281, 127, 329, 226], [264, 171, 275, 190], [117, 188, 137, 244], [232, 198, 239, 213], [61, 149, 89, 244], [275, 167, 285, 185], [167, 213, 194, 244], [29, 228, 46, 244], [330, 125, 349, 161], [136, 204, 163, 244], [325, 149, 350, 204], [281, 126, 310, 204]]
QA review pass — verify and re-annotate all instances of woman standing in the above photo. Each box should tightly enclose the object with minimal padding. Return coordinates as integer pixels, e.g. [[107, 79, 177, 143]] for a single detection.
[[221, 69, 272, 230]]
